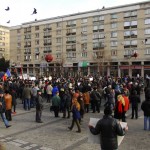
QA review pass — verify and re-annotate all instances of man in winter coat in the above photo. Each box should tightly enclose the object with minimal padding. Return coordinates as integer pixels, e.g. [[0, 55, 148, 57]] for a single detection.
[[0, 90, 11, 128], [4, 90, 12, 121], [141, 94, 150, 130], [129, 90, 141, 119], [52, 91, 61, 117], [89, 106, 128, 150], [35, 90, 44, 123]]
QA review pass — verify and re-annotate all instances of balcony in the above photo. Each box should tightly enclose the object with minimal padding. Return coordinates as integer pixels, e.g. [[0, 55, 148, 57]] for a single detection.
[[93, 29, 104, 32], [66, 24, 76, 27], [66, 41, 76, 44], [43, 28, 52, 31], [43, 43, 51, 46], [24, 45, 31, 48], [43, 35, 52, 38], [66, 32, 76, 36]]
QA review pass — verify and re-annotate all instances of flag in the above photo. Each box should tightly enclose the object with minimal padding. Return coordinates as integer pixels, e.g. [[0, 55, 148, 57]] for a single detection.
[[6, 69, 11, 77]]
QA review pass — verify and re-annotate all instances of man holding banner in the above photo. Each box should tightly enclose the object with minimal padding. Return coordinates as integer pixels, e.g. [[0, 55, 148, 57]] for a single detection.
[[89, 106, 128, 150]]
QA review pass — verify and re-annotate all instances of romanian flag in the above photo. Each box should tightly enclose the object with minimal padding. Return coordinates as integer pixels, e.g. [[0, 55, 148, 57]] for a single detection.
[[6, 69, 11, 77]]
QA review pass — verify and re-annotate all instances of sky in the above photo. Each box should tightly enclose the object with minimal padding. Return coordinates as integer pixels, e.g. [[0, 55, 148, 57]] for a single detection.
[[0, 0, 148, 27]]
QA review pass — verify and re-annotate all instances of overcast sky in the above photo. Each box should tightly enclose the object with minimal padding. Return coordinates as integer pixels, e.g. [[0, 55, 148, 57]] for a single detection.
[[0, 0, 148, 26]]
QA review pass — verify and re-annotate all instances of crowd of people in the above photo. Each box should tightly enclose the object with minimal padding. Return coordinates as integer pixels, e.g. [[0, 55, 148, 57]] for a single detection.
[[0, 75, 149, 132]]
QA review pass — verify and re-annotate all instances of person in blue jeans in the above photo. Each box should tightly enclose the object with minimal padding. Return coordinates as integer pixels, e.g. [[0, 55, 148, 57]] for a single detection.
[[141, 93, 150, 130], [22, 84, 32, 110], [0, 90, 11, 128]]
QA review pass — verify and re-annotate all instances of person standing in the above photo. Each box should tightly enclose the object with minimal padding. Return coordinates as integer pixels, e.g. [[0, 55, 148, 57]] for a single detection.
[[46, 82, 53, 103], [83, 89, 90, 113], [35, 90, 44, 123], [68, 98, 81, 133], [141, 94, 150, 130], [89, 106, 128, 150], [0, 90, 11, 128], [4, 90, 12, 121], [22, 84, 32, 110], [52, 91, 61, 117], [10, 89, 17, 114], [129, 90, 141, 119]]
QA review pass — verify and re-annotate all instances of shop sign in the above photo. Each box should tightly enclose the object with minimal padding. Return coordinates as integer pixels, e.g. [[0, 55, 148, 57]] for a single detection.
[[130, 66, 142, 69], [78, 61, 89, 67], [119, 66, 129, 69]]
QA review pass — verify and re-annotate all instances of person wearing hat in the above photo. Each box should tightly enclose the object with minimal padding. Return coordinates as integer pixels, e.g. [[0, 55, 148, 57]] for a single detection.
[[89, 106, 128, 150], [35, 90, 44, 123], [0, 90, 11, 128]]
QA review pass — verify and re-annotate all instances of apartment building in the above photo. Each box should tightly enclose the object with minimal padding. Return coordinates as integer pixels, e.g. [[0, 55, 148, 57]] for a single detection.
[[10, 1, 150, 78], [0, 25, 10, 60]]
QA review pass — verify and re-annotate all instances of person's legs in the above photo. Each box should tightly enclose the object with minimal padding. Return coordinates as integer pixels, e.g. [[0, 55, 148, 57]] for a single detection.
[[135, 106, 138, 119], [1, 113, 9, 127], [75, 119, 81, 132], [148, 117, 150, 131], [69, 119, 75, 130], [131, 107, 134, 119], [144, 116, 148, 130]]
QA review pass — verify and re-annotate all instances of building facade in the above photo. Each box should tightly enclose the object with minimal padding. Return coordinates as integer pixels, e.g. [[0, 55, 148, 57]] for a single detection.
[[0, 25, 10, 60], [10, 1, 150, 78]]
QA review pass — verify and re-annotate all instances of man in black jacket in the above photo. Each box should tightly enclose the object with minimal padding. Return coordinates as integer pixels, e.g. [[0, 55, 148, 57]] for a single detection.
[[89, 106, 128, 150], [35, 90, 43, 123], [129, 90, 141, 119]]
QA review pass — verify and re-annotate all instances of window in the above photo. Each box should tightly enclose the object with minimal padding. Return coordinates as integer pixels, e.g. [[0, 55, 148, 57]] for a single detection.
[[35, 40, 39, 45], [35, 26, 39, 31], [111, 22, 117, 28], [35, 33, 39, 38], [145, 29, 150, 34], [93, 42, 104, 48], [93, 33, 104, 39], [56, 53, 61, 59], [111, 41, 118, 47], [124, 30, 137, 38], [81, 35, 87, 41], [67, 20, 76, 26], [56, 30, 61, 35], [124, 11, 137, 17], [81, 52, 87, 58], [43, 47, 51, 53], [67, 37, 76, 42], [67, 52, 76, 58], [56, 37, 61, 43], [145, 18, 150, 25], [56, 22, 62, 28], [111, 50, 117, 56], [81, 18, 87, 23], [145, 9, 150, 15], [35, 47, 39, 53], [82, 26, 87, 32], [24, 34, 31, 39], [124, 21, 137, 29], [35, 54, 39, 60], [111, 14, 117, 19], [99, 15, 104, 21], [93, 25, 104, 31], [56, 45, 61, 51], [93, 16, 104, 22], [145, 38, 150, 45], [17, 35, 21, 41], [111, 31, 117, 38], [145, 48, 150, 55]]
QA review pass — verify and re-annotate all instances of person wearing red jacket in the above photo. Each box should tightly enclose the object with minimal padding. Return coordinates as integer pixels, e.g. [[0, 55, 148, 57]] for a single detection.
[[122, 92, 130, 122]]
